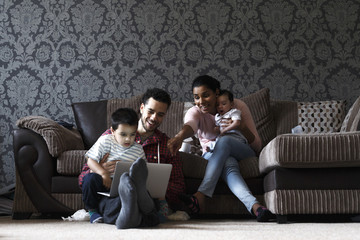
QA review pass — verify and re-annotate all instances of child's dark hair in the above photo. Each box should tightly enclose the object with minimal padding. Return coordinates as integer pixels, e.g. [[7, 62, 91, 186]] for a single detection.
[[111, 108, 138, 130], [218, 89, 234, 102], [142, 88, 171, 108], [192, 75, 221, 93]]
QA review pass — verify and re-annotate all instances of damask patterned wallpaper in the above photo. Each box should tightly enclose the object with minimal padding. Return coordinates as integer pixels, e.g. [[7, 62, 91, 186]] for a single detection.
[[0, 0, 359, 191]]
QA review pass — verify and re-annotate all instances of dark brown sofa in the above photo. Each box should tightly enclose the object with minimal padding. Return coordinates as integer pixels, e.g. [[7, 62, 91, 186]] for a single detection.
[[12, 88, 360, 223]]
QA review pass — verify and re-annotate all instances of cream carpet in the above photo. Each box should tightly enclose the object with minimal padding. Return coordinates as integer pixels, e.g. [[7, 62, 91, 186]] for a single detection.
[[1, 216, 360, 240]]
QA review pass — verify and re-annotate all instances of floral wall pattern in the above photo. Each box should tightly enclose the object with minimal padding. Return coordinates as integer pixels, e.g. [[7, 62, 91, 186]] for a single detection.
[[0, 0, 359, 191]]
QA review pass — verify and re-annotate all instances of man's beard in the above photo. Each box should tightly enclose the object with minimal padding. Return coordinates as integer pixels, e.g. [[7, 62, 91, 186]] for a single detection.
[[141, 117, 157, 132]]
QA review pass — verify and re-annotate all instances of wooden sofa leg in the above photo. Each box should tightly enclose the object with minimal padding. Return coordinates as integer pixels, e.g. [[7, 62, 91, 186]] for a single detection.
[[276, 214, 287, 224]]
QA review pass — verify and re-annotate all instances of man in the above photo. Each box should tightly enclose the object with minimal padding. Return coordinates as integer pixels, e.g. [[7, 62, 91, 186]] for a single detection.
[[78, 88, 186, 228]]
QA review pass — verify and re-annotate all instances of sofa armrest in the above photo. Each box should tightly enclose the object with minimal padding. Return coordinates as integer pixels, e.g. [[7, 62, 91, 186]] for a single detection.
[[16, 116, 84, 157], [13, 128, 73, 213], [259, 132, 360, 174]]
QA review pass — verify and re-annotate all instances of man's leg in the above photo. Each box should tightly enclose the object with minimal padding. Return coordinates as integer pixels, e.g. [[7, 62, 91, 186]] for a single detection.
[[129, 158, 156, 214], [129, 158, 159, 227], [115, 172, 142, 229]]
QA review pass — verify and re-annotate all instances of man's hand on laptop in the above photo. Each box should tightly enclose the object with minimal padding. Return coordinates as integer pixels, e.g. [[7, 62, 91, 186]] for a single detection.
[[100, 153, 117, 173], [101, 172, 112, 189]]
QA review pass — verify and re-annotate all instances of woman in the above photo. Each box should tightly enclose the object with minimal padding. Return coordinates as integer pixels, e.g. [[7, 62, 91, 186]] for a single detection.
[[167, 75, 274, 222]]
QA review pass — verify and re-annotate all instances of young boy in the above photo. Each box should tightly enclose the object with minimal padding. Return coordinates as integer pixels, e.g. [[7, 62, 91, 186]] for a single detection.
[[83, 107, 145, 223], [206, 89, 248, 152]]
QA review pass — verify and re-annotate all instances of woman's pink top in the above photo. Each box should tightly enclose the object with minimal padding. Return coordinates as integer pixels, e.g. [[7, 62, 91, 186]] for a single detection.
[[184, 98, 262, 154]]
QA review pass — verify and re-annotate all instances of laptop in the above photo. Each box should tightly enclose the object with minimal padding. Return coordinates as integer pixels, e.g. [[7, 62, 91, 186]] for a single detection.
[[97, 160, 172, 198]]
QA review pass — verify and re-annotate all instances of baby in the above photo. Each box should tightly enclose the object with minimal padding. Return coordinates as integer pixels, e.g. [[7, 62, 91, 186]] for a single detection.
[[207, 89, 248, 152]]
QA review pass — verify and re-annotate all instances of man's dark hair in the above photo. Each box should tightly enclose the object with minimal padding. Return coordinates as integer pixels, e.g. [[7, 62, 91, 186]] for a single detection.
[[218, 89, 234, 102], [192, 75, 221, 93], [111, 108, 139, 130], [142, 88, 171, 108]]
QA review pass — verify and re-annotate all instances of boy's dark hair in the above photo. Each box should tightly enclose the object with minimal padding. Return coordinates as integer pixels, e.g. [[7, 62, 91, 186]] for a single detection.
[[218, 89, 234, 102], [142, 88, 171, 108], [192, 75, 221, 93], [111, 108, 139, 130]]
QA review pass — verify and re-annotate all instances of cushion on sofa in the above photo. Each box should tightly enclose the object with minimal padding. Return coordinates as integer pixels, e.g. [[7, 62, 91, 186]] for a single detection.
[[259, 132, 360, 174], [107, 95, 142, 127], [72, 100, 108, 149], [340, 96, 360, 132], [271, 100, 346, 135], [72, 95, 144, 149], [16, 116, 84, 157], [271, 100, 298, 135], [57, 150, 87, 175], [241, 88, 276, 149], [297, 100, 346, 133]]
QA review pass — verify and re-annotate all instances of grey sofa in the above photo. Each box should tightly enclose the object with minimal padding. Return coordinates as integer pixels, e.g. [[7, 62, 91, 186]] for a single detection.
[[12, 88, 360, 223]]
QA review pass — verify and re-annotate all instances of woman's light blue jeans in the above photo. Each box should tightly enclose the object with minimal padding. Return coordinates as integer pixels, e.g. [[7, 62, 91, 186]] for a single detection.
[[199, 135, 258, 213]]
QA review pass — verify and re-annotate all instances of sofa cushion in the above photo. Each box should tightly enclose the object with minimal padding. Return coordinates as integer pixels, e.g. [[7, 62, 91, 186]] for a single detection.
[[72, 94, 144, 149], [259, 132, 360, 174], [340, 96, 360, 132], [297, 100, 346, 133], [271, 100, 346, 135], [107, 95, 142, 126], [16, 116, 84, 157], [271, 100, 298, 135], [57, 150, 87, 175], [72, 100, 108, 149], [241, 88, 276, 148]]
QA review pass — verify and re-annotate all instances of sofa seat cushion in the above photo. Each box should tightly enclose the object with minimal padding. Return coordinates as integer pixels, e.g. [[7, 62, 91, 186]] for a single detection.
[[259, 132, 360, 174], [57, 150, 87, 175]]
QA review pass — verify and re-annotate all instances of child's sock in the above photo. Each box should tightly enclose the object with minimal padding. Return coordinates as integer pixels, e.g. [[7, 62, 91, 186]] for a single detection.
[[129, 158, 156, 214], [116, 173, 142, 229], [88, 209, 96, 216]]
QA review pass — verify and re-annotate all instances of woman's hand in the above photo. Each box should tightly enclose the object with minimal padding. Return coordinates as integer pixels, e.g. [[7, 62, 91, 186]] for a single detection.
[[168, 125, 195, 156], [167, 136, 183, 156]]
